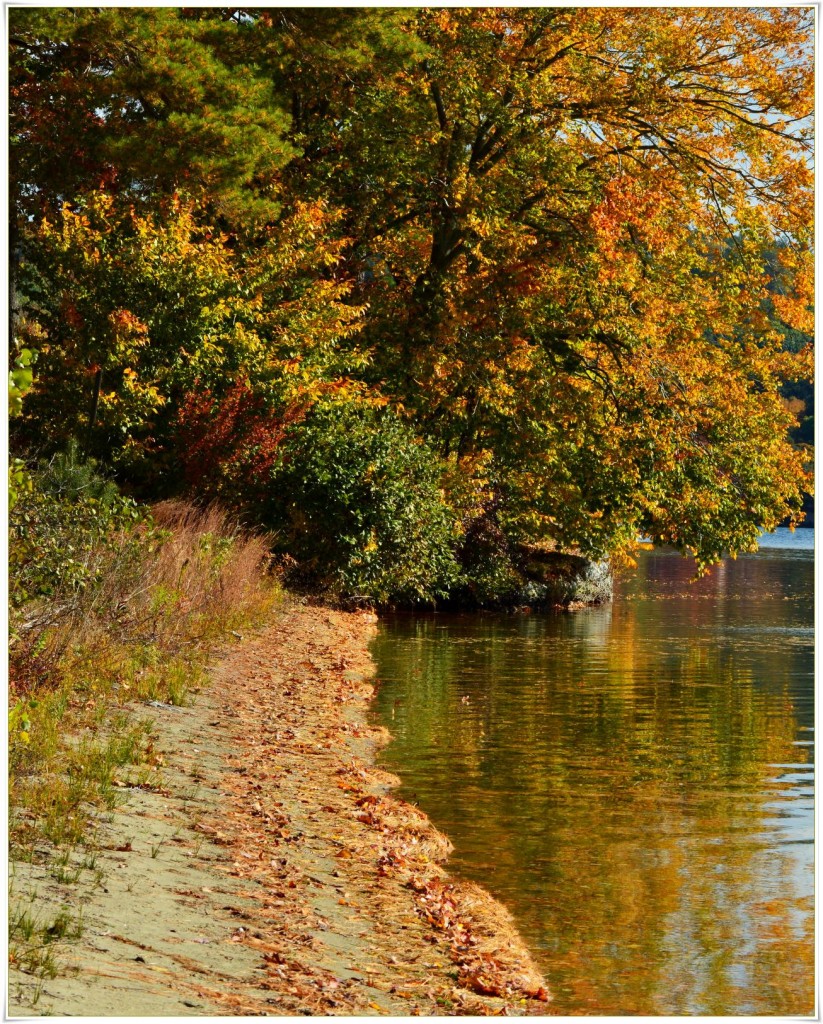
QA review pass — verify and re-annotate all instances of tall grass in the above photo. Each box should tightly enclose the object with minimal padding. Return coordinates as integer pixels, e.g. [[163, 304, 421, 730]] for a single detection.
[[9, 497, 279, 856]]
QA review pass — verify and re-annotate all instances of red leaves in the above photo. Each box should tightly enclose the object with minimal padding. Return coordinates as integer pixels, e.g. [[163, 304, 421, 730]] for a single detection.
[[409, 877, 464, 937], [377, 851, 406, 877], [460, 969, 507, 998], [176, 379, 306, 505]]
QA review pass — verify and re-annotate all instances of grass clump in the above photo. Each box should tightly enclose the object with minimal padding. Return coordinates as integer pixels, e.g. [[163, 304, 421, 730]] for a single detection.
[[9, 900, 84, 979]]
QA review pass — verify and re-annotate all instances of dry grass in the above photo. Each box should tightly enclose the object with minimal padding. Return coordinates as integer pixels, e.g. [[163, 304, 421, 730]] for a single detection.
[[148, 500, 273, 643], [9, 501, 280, 858]]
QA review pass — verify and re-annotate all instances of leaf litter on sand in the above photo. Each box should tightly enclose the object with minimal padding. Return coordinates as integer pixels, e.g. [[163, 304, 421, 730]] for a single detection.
[[198, 604, 552, 1015]]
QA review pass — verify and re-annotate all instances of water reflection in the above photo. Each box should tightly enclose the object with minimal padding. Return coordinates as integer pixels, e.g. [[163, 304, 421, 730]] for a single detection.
[[370, 544, 814, 1015]]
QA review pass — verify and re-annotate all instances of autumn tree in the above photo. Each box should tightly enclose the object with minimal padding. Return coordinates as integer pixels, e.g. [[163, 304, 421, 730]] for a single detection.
[[8, 6, 296, 352], [16, 192, 365, 485], [271, 7, 813, 567]]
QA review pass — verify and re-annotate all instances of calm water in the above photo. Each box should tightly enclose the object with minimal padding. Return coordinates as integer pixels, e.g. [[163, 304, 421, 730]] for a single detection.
[[370, 530, 814, 1015]]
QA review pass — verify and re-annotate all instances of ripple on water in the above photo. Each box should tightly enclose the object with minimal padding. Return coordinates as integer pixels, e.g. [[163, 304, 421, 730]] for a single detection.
[[371, 546, 814, 1015]]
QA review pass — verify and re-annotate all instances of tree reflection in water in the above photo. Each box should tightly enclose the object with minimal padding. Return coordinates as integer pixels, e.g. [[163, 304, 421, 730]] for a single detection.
[[371, 547, 814, 1015]]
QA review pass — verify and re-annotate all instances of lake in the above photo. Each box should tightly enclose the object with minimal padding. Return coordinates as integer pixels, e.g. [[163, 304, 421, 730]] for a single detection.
[[370, 529, 814, 1015]]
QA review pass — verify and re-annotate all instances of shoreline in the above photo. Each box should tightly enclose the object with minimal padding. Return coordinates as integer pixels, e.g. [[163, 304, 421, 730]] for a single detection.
[[9, 602, 550, 1016]]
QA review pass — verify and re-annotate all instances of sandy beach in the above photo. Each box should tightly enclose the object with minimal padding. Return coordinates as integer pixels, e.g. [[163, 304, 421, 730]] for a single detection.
[[9, 603, 550, 1017]]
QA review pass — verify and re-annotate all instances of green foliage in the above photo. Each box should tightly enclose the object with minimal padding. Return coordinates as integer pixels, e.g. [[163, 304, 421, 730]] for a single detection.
[[9, 348, 37, 510], [10, 7, 293, 232], [271, 405, 462, 603], [9, 443, 144, 610], [9, 348, 36, 416], [9, 458, 33, 513]]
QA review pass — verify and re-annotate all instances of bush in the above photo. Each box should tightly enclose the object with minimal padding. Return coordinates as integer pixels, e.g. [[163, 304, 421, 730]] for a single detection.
[[9, 445, 276, 694], [270, 404, 462, 604], [452, 505, 526, 607], [9, 443, 144, 612], [175, 378, 303, 511]]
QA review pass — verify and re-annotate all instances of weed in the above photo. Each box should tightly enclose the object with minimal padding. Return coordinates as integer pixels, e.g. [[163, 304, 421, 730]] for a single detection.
[[51, 863, 82, 885], [44, 910, 83, 944], [10, 944, 58, 980], [9, 906, 82, 979], [10, 906, 37, 944]]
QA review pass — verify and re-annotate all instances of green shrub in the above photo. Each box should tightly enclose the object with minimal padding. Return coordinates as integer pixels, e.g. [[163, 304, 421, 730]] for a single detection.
[[9, 443, 145, 611], [270, 404, 462, 603], [452, 507, 526, 607]]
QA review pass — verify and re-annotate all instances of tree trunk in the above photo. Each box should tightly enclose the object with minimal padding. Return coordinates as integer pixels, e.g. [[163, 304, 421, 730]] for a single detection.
[[85, 367, 103, 456]]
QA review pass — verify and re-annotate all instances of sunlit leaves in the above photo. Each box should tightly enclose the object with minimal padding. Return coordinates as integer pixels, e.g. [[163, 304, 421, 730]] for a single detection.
[[18, 193, 366, 474], [8, 7, 815, 593]]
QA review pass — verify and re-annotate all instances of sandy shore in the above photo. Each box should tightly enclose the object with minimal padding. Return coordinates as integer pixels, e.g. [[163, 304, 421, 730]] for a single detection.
[[8, 603, 550, 1016]]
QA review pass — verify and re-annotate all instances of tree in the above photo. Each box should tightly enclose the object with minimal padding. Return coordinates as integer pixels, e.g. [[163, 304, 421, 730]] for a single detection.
[[273, 7, 813, 566], [9, 8, 293, 226], [15, 193, 365, 483], [9, 7, 294, 346]]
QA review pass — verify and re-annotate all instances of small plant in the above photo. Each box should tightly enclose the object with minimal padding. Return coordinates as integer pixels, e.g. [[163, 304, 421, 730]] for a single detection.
[[9, 906, 82, 979], [9, 906, 37, 944], [10, 944, 58, 980], [43, 910, 81, 944], [51, 848, 82, 885]]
